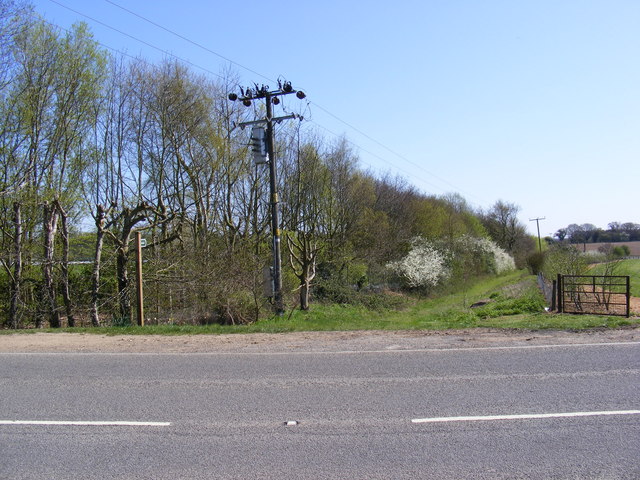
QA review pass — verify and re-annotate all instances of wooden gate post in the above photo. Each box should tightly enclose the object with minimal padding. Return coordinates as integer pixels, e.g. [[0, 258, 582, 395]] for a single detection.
[[626, 276, 631, 318], [135, 231, 144, 327], [557, 274, 563, 313]]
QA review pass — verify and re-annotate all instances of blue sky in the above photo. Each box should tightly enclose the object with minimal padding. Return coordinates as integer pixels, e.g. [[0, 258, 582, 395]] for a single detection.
[[31, 0, 640, 237]]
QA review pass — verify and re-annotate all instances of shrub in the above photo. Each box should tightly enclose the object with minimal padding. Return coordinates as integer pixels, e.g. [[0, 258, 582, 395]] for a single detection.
[[613, 245, 630, 258], [313, 280, 407, 311], [386, 237, 451, 289], [542, 244, 588, 279], [466, 236, 515, 274], [526, 251, 545, 275], [386, 235, 516, 293]]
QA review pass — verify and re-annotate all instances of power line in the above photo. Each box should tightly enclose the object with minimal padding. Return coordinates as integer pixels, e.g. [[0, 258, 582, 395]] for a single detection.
[[46, 0, 225, 80], [42, 0, 486, 205], [103, 0, 272, 84], [308, 101, 482, 201], [103, 0, 454, 194], [306, 120, 447, 194], [97, 1, 481, 202]]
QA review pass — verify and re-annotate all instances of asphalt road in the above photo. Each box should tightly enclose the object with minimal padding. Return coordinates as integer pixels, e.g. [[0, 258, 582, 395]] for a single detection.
[[1, 340, 638, 479]]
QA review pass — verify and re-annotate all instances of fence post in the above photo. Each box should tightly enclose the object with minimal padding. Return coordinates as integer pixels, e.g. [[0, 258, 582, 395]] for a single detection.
[[135, 231, 144, 327], [557, 274, 563, 313], [551, 279, 557, 311], [626, 276, 631, 318]]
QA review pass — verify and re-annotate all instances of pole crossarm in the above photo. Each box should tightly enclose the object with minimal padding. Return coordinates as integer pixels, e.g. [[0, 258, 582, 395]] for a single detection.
[[237, 114, 302, 129]]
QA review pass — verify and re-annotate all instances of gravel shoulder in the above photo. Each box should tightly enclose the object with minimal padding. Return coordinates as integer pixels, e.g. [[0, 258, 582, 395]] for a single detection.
[[0, 327, 638, 354]]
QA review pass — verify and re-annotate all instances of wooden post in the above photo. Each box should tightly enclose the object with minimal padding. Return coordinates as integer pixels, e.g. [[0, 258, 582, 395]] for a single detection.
[[551, 279, 557, 311], [626, 276, 631, 318], [557, 274, 563, 313], [135, 231, 144, 326]]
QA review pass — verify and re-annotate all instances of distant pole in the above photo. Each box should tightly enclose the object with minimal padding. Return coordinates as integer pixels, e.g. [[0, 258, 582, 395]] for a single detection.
[[530, 217, 545, 252], [135, 231, 144, 326]]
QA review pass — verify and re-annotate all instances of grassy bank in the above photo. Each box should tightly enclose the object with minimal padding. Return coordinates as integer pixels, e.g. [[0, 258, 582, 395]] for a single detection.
[[3, 270, 637, 335]]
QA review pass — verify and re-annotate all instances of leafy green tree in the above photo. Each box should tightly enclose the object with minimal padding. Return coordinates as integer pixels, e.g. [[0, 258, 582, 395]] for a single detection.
[[3, 17, 106, 327], [542, 243, 588, 279]]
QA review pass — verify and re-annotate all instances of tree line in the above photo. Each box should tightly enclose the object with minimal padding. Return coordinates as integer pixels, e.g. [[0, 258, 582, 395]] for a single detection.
[[554, 222, 640, 245], [0, 3, 534, 328]]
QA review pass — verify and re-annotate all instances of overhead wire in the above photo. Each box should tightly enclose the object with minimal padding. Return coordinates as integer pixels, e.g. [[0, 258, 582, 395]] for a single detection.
[[46, 0, 226, 80], [308, 101, 481, 200], [99, 0, 483, 202], [306, 120, 446, 193], [43, 0, 485, 205], [103, 0, 272, 84]]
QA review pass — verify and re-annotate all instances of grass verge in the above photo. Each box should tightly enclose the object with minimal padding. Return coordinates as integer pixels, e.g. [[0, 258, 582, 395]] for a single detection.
[[2, 271, 637, 335]]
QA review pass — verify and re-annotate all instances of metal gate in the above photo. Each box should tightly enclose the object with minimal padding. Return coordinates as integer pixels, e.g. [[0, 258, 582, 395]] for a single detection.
[[557, 274, 630, 317]]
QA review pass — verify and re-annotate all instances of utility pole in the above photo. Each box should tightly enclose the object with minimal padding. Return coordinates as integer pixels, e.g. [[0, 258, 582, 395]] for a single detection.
[[135, 231, 144, 326], [228, 81, 306, 315], [529, 217, 545, 252]]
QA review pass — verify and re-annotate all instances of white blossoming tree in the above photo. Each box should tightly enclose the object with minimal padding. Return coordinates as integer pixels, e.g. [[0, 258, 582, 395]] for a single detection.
[[386, 238, 450, 289], [470, 237, 516, 274], [448, 235, 514, 275], [387, 235, 515, 292], [485, 240, 516, 274]]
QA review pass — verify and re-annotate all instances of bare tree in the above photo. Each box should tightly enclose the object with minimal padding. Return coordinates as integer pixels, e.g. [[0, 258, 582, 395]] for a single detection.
[[281, 138, 328, 310]]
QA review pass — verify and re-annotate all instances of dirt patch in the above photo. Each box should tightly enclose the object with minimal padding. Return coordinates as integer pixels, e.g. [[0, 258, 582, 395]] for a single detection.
[[632, 296, 640, 314], [0, 327, 638, 354], [579, 241, 640, 256]]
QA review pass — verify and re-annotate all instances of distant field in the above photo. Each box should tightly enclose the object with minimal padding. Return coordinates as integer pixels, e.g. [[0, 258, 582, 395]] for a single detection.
[[577, 241, 640, 256], [590, 259, 640, 298]]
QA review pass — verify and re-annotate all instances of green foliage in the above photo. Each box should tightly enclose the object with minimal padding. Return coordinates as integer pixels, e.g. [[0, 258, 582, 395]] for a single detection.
[[479, 200, 534, 269], [526, 251, 545, 275], [4, 271, 638, 334], [313, 278, 407, 311], [68, 232, 95, 261], [471, 289, 546, 318], [542, 244, 588, 279], [110, 315, 132, 327], [613, 245, 630, 257]]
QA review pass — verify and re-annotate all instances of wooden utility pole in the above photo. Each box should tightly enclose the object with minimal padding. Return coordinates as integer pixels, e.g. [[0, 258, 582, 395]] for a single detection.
[[264, 92, 285, 314], [228, 81, 306, 315], [529, 217, 545, 252], [135, 231, 144, 326]]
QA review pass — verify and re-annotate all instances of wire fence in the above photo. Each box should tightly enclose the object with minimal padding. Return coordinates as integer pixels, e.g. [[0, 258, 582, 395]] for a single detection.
[[2, 245, 272, 329]]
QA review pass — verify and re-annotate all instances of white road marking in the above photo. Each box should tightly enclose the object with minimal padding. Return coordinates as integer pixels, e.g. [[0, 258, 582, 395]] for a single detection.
[[412, 410, 640, 424], [0, 420, 171, 426]]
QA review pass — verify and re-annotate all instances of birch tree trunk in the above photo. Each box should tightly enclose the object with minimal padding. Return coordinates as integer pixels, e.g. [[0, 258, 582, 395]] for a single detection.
[[56, 200, 75, 327], [90, 204, 107, 327], [42, 201, 60, 328], [8, 202, 22, 329]]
